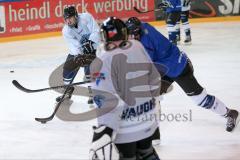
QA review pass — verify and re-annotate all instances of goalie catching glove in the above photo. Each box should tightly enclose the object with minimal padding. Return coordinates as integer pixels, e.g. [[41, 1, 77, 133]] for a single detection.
[[89, 125, 119, 160]]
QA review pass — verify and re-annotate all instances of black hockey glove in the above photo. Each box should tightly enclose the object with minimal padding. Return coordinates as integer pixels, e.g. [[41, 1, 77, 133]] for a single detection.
[[89, 125, 119, 160], [158, 0, 173, 10], [75, 53, 96, 67], [82, 40, 96, 55]]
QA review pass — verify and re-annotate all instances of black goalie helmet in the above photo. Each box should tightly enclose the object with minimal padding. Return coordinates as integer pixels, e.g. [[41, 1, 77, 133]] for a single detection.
[[63, 6, 78, 19], [125, 17, 142, 37], [100, 17, 128, 43]]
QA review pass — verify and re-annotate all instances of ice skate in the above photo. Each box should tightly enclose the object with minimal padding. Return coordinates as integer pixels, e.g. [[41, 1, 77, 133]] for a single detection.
[[56, 86, 74, 103], [226, 109, 240, 132], [184, 35, 192, 45]]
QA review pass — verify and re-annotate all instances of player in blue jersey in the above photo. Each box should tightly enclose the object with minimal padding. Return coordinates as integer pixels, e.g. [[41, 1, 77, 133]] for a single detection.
[[176, 0, 192, 44], [160, 0, 182, 44], [125, 17, 239, 133]]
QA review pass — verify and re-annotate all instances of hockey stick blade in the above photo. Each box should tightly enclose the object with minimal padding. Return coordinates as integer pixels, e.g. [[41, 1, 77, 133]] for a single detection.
[[35, 111, 55, 124], [35, 94, 70, 123], [12, 80, 34, 93], [133, 7, 162, 14], [12, 80, 90, 93]]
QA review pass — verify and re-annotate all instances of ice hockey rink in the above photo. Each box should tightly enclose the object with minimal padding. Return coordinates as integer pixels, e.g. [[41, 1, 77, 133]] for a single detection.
[[0, 21, 240, 160]]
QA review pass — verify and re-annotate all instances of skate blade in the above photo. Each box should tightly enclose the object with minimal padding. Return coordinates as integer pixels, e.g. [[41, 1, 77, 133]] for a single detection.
[[235, 112, 240, 131]]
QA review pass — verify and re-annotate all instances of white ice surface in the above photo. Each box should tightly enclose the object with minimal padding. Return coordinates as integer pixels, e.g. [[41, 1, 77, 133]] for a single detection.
[[0, 22, 240, 160]]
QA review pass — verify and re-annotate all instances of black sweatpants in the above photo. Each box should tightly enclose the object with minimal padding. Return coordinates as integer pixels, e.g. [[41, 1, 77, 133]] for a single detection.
[[160, 61, 204, 96]]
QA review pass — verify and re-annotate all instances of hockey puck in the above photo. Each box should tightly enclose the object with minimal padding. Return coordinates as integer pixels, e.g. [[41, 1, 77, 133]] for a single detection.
[[41, 121, 47, 124], [10, 70, 14, 73]]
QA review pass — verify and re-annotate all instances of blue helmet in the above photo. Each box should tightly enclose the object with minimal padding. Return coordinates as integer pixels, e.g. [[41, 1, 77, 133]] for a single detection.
[[125, 17, 142, 37]]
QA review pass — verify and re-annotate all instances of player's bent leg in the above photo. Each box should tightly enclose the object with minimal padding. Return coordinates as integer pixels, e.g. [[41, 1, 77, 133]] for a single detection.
[[160, 76, 174, 95], [174, 61, 239, 132], [56, 54, 79, 102], [189, 89, 239, 132], [173, 61, 203, 97]]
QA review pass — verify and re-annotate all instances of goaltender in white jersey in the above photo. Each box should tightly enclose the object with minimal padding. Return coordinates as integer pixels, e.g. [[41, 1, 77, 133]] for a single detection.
[[89, 17, 161, 160]]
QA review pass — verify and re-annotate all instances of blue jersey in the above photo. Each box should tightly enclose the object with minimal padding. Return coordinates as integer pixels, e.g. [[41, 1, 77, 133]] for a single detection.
[[140, 23, 187, 78], [166, 0, 182, 13]]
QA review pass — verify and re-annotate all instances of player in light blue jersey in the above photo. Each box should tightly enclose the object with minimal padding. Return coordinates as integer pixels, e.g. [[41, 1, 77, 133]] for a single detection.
[[56, 6, 100, 104], [126, 17, 239, 134]]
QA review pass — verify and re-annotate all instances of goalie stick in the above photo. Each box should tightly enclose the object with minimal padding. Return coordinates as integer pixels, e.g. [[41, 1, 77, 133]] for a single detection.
[[12, 80, 90, 93]]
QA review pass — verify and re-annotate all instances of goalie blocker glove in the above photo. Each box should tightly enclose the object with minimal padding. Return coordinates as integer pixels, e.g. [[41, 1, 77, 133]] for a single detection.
[[89, 125, 119, 160]]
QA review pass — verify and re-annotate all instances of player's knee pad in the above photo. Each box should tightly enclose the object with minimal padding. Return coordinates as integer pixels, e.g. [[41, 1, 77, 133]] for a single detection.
[[190, 89, 216, 109], [137, 147, 160, 160]]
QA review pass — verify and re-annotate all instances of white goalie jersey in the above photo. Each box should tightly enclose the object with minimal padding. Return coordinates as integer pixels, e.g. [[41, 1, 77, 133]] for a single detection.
[[90, 40, 161, 144]]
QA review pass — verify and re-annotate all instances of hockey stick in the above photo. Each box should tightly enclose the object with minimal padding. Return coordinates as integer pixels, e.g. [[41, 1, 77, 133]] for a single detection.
[[133, 7, 163, 13], [12, 80, 90, 93], [34, 67, 82, 123], [35, 91, 70, 124], [12, 79, 90, 123], [133, 2, 173, 14]]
